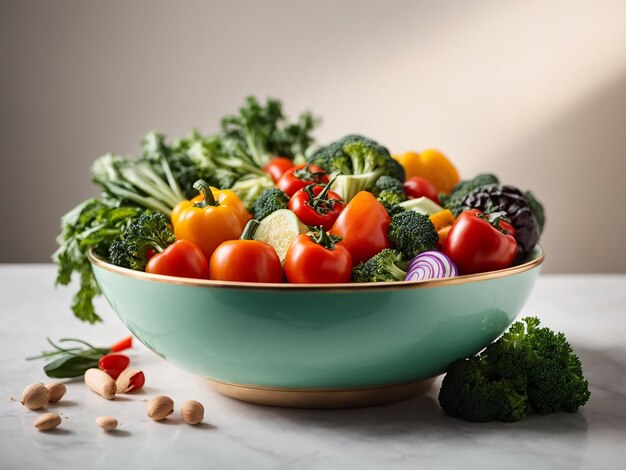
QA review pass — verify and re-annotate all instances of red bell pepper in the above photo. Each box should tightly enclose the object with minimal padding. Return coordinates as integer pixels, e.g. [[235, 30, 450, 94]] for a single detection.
[[443, 209, 517, 275]]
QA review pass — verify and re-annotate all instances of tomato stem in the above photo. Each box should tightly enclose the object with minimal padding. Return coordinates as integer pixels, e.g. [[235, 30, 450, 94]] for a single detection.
[[193, 179, 218, 207], [304, 176, 342, 215], [293, 163, 326, 183], [308, 225, 342, 250], [477, 211, 510, 234]]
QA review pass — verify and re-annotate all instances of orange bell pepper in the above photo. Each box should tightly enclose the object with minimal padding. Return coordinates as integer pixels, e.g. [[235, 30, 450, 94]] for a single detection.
[[393, 149, 460, 194], [330, 191, 391, 264], [172, 180, 247, 260], [429, 209, 456, 231], [430, 209, 456, 248]]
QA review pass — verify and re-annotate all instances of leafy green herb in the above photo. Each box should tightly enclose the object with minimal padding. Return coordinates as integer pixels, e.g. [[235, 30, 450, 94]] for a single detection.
[[53, 199, 144, 323], [27, 338, 110, 378]]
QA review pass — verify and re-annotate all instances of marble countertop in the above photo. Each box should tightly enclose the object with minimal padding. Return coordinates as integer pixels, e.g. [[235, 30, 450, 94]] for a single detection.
[[1, 266, 624, 470]]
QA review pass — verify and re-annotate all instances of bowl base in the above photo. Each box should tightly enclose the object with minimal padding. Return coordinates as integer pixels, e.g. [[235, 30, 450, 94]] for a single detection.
[[208, 377, 437, 409]]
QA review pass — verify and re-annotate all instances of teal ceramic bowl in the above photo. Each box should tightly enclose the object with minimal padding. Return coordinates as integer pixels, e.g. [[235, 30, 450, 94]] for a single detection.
[[89, 247, 544, 408]]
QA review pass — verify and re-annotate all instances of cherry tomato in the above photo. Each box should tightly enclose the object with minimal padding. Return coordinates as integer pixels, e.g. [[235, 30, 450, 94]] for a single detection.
[[128, 371, 145, 391], [263, 157, 294, 183], [284, 229, 353, 284], [210, 240, 284, 283], [146, 239, 210, 279], [98, 353, 130, 380], [443, 210, 517, 275], [288, 180, 345, 230], [277, 163, 329, 197], [403, 176, 439, 203]]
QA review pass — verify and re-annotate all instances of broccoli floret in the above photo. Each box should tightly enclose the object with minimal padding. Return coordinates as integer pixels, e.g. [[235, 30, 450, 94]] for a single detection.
[[377, 189, 405, 207], [254, 188, 290, 220], [352, 249, 407, 282], [388, 211, 438, 259], [376, 187, 406, 217], [310, 135, 401, 203], [373, 176, 406, 200], [438, 317, 590, 422], [109, 212, 175, 271], [438, 358, 530, 423], [383, 157, 406, 182], [524, 190, 545, 234], [484, 317, 590, 414], [439, 173, 500, 216]]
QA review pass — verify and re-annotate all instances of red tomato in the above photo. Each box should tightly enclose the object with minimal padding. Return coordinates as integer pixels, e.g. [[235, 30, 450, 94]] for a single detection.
[[277, 163, 329, 197], [443, 210, 518, 275], [146, 239, 209, 279], [209, 239, 284, 283], [98, 354, 130, 380], [284, 231, 353, 284], [288, 182, 345, 230], [329, 191, 391, 264], [263, 157, 294, 183], [403, 176, 439, 203]]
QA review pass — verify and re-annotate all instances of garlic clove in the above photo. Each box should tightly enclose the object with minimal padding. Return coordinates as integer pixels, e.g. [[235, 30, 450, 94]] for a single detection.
[[21, 383, 50, 410], [147, 396, 174, 421], [180, 400, 204, 425], [34, 413, 62, 431], [46, 383, 67, 403]]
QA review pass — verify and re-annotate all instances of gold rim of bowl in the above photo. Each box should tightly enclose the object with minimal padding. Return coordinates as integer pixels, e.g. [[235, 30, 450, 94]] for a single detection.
[[88, 246, 544, 292]]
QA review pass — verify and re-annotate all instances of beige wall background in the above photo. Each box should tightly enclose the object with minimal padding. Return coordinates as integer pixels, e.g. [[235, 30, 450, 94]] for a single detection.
[[1, 0, 625, 272]]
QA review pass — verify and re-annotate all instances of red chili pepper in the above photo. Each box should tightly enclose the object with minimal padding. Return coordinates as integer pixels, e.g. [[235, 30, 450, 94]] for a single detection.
[[287, 178, 345, 230], [129, 371, 145, 391], [277, 163, 329, 197], [98, 353, 130, 380], [110, 336, 133, 352]]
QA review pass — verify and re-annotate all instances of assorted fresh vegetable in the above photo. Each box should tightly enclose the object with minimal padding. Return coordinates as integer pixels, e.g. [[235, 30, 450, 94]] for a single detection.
[[54, 95, 546, 323], [438, 317, 590, 422]]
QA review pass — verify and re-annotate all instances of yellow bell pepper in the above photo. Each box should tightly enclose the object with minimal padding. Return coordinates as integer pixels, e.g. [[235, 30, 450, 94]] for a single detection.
[[393, 149, 460, 194], [171, 180, 250, 261]]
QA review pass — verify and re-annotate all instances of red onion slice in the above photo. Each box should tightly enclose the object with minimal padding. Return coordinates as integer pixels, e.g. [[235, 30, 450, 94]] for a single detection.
[[405, 251, 458, 281]]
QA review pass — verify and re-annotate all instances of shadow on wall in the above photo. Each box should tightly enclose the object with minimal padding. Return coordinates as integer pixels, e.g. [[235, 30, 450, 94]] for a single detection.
[[482, 69, 626, 273]]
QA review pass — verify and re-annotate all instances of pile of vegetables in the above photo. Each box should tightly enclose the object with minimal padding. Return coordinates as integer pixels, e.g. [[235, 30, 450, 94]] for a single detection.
[[54, 96, 545, 323]]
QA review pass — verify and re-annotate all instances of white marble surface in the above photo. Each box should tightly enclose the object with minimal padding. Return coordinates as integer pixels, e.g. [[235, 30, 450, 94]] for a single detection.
[[0, 266, 625, 470]]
